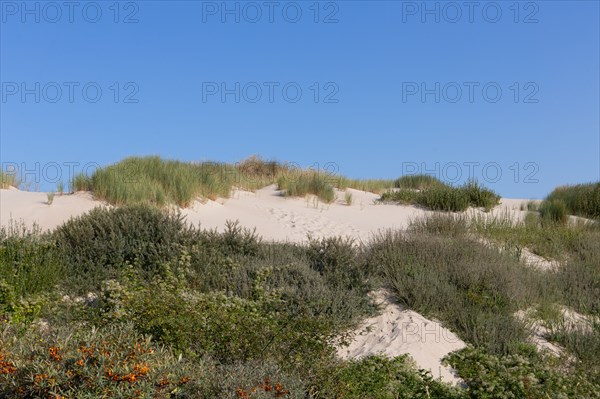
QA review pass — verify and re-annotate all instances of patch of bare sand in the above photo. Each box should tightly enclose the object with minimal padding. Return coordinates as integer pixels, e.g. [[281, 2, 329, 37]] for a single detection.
[[337, 290, 466, 384]]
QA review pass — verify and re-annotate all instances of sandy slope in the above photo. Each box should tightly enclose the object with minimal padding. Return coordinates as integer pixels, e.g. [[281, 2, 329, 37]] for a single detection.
[[1, 185, 531, 240], [337, 290, 466, 383], [0, 185, 534, 384], [0, 187, 106, 230]]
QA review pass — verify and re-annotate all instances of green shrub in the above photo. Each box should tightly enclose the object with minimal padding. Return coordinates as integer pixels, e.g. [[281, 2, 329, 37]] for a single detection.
[[104, 281, 282, 363], [546, 182, 600, 219], [366, 230, 535, 354], [446, 346, 600, 398], [306, 236, 367, 289], [233, 242, 375, 329], [318, 355, 465, 399], [98, 268, 341, 374], [0, 223, 64, 311], [52, 204, 194, 291], [0, 323, 201, 398], [209, 361, 306, 399], [539, 199, 568, 225]]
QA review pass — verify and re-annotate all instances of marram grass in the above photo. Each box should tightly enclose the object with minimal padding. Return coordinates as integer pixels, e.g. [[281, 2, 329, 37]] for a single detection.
[[380, 179, 501, 212], [72, 156, 399, 207], [545, 182, 600, 220]]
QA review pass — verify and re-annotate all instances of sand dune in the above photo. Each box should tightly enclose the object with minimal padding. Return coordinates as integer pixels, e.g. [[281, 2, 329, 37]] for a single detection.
[[0, 188, 106, 231], [0, 185, 533, 384], [1, 185, 530, 242]]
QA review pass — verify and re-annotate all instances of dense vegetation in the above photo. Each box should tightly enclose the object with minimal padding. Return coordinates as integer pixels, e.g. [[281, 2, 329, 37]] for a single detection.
[[380, 179, 501, 211], [70, 156, 394, 206], [1, 180, 600, 397], [394, 174, 444, 190], [545, 182, 600, 220], [71, 156, 292, 207]]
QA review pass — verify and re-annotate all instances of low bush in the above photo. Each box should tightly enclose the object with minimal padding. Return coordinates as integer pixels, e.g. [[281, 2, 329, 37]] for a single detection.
[[366, 230, 536, 354], [408, 213, 469, 238], [317, 355, 465, 399], [554, 229, 600, 316], [97, 266, 342, 378], [52, 204, 195, 291], [446, 346, 600, 398], [0, 223, 64, 312], [0, 323, 201, 398], [305, 236, 367, 289]]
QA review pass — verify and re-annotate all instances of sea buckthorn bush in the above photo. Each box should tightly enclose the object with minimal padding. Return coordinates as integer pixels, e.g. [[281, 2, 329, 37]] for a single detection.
[[0, 323, 200, 399]]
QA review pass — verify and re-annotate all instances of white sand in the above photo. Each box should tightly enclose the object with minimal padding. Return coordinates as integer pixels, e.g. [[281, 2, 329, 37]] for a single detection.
[[0, 185, 534, 383], [0, 185, 531, 240], [0, 188, 106, 230], [337, 290, 466, 384]]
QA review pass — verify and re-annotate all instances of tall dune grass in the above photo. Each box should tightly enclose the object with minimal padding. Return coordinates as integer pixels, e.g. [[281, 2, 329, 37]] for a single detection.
[[0, 171, 18, 189], [394, 174, 444, 190], [545, 182, 600, 220], [72, 156, 405, 207], [72, 157, 232, 206], [380, 180, 500, 212], [335, 177, 394, 194], [277, 171, 336, 203]]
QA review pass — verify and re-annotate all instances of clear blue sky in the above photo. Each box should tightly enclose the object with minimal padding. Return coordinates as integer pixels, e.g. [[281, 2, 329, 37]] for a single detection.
[[1, 0, 598, 198]]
